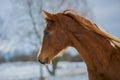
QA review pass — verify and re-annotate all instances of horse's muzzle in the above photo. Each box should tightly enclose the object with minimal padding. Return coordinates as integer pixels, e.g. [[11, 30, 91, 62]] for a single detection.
[[38, 57, 49, 64]]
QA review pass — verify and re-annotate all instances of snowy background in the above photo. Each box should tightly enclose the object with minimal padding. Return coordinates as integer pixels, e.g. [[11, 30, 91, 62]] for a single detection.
[[0, 62, 88, 80], [0, 0, 120, 80]]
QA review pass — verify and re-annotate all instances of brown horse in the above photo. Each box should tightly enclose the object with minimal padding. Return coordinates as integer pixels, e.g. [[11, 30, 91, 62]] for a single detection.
[[38, 9, 120, 80]]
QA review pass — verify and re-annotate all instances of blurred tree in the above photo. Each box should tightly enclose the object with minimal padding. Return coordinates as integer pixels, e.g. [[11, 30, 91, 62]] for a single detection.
[[26, 0, 44, 79], [0, 53, 6, 63]]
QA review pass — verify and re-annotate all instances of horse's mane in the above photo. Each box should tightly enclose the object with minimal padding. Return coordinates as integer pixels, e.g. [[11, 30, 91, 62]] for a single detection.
[[63, 9, 120, 47]]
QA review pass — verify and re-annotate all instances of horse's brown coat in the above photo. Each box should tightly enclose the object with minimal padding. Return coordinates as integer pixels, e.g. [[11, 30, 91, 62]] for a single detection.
[[38, 9, 120, 80]]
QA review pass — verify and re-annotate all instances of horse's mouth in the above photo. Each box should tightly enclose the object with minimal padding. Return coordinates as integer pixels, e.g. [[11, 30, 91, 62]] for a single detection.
[[38, 57, 51, 65]]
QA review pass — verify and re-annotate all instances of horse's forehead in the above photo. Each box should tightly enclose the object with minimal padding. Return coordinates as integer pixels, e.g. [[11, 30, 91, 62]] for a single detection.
[[44, 13, 69, 32]]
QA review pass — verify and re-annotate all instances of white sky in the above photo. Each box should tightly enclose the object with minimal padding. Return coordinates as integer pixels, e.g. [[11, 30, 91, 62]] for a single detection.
[[0, 0, 119, 53], [0, 0, 12, 20], [0, 0, 119, 37], [88, 0, 120, 37]]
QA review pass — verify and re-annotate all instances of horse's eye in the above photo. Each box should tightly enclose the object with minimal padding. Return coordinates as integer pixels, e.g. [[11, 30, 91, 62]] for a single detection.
[[44, 31, 49, 35]]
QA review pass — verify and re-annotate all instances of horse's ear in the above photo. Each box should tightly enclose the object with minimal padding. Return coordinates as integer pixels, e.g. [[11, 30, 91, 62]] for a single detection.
[[42, 10, 53, 20]]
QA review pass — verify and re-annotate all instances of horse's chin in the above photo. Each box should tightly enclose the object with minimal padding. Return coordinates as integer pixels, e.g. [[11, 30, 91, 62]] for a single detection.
[[44, 59, 52, 65], [47, 60, 52, 64]]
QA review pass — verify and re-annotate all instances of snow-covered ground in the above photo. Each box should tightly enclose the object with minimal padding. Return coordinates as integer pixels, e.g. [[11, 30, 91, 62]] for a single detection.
[[0, 61, 88, 80]]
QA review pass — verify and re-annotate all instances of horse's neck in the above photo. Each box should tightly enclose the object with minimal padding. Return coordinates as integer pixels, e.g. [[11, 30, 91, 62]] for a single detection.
[[64, 14, 120, 80], [69, 28, 116, 69]]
